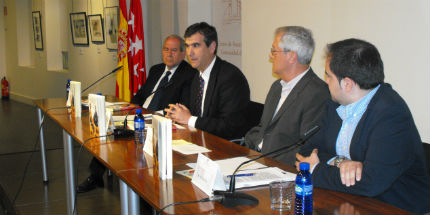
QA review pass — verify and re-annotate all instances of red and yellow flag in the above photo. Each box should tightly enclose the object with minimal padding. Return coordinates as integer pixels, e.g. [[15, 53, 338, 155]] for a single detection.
[[115, 0, 131, 102]]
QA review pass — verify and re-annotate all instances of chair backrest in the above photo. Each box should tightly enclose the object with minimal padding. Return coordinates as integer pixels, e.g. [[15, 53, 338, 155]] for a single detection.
[[424, 142, 430, 176], [244, 101, 264, 133]]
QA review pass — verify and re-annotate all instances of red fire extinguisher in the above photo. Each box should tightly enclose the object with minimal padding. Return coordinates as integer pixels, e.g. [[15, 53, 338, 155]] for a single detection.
[[1, 76, 9, 100]]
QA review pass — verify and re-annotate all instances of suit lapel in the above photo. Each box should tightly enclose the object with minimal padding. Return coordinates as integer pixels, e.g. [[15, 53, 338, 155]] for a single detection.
[[270, 69, 315, 125], [202, 58, 219, 117], [168, 61, 185, 84], [349, 84, 385, 160], [263, 81, 282, 126]]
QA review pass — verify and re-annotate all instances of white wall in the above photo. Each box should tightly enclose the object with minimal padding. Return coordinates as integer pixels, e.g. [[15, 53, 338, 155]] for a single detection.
[[242, 0, 430, 142], [0, 0, 6, 78]]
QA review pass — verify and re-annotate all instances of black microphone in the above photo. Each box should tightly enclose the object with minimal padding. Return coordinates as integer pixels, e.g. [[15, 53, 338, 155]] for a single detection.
[[113, 106, 140, 139], [213, 125, 320, 208], [81, 66, 123, 94]]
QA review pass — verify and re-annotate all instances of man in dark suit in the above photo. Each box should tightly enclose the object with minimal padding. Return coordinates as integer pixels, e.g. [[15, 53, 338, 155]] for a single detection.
[[131, 35, 197, 111], [296, 39, 430, 214], [76, 35, 196, 193], [244, 26, 330, 166], [165, 22, 250, 139]]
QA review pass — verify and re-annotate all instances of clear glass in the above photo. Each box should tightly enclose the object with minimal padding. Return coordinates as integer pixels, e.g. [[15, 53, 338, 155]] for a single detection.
[[270, 180, 295, 211]]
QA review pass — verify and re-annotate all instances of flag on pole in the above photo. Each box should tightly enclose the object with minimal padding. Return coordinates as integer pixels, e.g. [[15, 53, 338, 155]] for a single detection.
[[115, 0, 131, 102], [128, 0, 146, 99]]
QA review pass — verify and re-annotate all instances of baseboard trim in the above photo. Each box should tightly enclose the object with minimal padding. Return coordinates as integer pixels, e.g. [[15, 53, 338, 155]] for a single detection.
[[9, 92, 37, 106]]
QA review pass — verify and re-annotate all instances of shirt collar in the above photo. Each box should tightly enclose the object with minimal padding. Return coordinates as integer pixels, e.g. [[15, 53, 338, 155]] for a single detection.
[[164, 64, 179, 76], [200, 56, 216, 81], [279, 67, 310, 90], [336, 84, 381, 121]]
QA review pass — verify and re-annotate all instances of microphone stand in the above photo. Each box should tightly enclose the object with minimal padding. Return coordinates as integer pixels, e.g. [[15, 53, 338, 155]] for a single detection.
[[113, 106, 139, 138], [213, 125, 320, 208], [81, 66, 123, 94]]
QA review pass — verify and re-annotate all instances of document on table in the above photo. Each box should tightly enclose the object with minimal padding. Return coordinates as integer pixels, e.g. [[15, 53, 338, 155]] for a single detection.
[[172, 139, 211, 155], [185, 156, 296, 189]]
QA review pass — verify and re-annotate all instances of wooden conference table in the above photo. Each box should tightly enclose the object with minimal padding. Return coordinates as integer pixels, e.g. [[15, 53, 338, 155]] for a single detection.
[[34, 98, 410, 215]]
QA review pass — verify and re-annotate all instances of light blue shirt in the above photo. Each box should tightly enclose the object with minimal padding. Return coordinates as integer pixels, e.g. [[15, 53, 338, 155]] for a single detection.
[[333, 85, 380, 160]]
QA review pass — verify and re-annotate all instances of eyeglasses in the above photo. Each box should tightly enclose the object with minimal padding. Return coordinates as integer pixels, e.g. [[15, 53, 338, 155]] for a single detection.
[[270, 48, 289, 55]]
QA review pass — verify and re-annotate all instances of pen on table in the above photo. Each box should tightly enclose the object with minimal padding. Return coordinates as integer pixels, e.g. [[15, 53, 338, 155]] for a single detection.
[[227, 173, 255, 178]]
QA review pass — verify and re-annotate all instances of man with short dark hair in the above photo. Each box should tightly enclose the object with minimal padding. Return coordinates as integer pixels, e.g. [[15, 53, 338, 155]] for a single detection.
[[165, 22, 250, 139], [296, 38, 430, 214], [244, 26, 329, 166]]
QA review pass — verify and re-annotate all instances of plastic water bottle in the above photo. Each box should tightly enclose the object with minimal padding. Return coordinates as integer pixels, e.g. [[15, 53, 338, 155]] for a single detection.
[[295, 162, 313, 215], [134, 109, 145, 144], [66, 79, 71, 98]]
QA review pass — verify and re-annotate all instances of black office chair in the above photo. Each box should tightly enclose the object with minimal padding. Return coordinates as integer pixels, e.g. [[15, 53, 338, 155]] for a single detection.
[[230, 101, 264, 145]]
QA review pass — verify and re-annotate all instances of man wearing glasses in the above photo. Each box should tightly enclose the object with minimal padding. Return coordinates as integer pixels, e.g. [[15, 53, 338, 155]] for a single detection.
[[245, 26, 329, 166]]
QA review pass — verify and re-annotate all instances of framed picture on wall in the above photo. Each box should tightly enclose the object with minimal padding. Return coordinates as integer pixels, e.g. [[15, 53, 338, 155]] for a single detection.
[[32, 11, 43, 50], [88, 14, 104, 43], [104, 6, 118, 50], [70, 12, 89, 45]]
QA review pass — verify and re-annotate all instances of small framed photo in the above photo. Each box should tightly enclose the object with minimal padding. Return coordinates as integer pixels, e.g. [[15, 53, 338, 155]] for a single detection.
[[104, 6, 118, 50], [70, 12, 89, 45], [88, 14, 104, 43], [32, 11, 43, 50]]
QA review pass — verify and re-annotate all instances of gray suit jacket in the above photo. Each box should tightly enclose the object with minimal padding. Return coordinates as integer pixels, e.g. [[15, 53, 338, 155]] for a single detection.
[[245, 69, 330, 166]]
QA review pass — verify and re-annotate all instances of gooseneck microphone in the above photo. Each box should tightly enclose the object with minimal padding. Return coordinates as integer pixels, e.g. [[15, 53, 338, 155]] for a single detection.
[[81, 66, 123, 94], [213, 125, 320, 208]]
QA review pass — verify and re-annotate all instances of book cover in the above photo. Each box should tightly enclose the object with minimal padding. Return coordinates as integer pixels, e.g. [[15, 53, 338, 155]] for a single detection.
[[152, 115, 173, 179], [88, 94, 106, 138], [66, 81, 81, 117]]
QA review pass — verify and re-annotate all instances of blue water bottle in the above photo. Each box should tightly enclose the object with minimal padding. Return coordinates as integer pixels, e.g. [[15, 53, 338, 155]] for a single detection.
[[66, 79, 71, 98], [134, 109, 145, 144], [295, 162, 313, 215]]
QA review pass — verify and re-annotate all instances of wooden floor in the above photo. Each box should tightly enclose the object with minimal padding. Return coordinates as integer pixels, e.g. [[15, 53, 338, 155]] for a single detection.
[[0, 100, 150, 215]]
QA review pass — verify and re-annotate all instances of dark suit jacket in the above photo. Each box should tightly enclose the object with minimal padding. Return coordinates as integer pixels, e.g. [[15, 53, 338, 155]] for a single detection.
[[245, 69, 330, 166], [189, 57, 250, 139], [131, 61, 197, 110], [299, 83, 430, 214]]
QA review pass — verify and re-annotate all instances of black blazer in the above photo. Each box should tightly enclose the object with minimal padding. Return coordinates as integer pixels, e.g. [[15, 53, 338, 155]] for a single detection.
[[131, 61, 197, 110], [189, 57, 250, 139], [245, 69, 330, 166], [300, 83, 430, 214]]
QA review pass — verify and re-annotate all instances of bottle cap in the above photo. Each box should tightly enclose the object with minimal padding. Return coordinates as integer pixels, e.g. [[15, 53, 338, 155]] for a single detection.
[[136, 109, 142, 114], [97, 93, 102, 95], [299, 162, 310, 171]]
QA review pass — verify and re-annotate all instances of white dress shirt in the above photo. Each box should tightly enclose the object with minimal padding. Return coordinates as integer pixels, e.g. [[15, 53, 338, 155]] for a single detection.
[[142, 65, 178, 109], [187, 56, 217, 127]]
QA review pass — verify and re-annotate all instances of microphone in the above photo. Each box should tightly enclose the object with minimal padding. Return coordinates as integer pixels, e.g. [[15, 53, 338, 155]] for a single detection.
[[81, 66, 123, 94], [213, 125, 320, 208], [113, 106, 139, 139]]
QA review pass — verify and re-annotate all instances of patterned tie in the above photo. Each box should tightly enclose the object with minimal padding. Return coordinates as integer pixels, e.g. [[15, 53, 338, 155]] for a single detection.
[[147, 71, 171, 111], [194, 75, 205, 116]]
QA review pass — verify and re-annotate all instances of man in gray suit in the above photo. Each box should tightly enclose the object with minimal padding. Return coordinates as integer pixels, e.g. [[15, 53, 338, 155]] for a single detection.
[[245, 26, 330, 166]]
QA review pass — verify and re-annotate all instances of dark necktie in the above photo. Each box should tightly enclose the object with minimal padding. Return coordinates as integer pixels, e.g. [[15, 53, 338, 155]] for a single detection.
[[147, 71, 171, 111], [194, 75, 205, 116]]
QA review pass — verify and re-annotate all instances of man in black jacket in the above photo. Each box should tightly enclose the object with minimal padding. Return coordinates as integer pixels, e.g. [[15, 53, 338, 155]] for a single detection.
[[77, 35, 196, 193], [165, 22, 250, 139], [297, 39, 430, 214], [131, 35, 197, 111]]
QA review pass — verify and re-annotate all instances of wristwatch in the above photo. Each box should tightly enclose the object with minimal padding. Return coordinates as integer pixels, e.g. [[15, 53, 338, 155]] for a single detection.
[[334, 156, 346, 168]]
